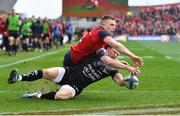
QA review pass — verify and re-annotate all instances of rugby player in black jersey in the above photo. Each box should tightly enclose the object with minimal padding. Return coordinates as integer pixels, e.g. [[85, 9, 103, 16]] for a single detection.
[[8, 46, 140, 100]]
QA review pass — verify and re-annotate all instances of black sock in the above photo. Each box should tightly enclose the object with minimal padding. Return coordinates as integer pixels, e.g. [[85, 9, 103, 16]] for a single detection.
[[15, 45, 18, 53], [21, 70, 43, 81], [13, 45, 17, 54], [40, 92, 56, 100], [9, 45, 13, 52]]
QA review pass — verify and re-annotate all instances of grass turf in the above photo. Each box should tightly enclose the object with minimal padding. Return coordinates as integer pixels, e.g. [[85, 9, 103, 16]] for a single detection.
[[0, 41, 180, 114]]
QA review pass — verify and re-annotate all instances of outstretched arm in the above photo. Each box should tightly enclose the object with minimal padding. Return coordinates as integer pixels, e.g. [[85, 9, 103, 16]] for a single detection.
[[100, 55, 141, 75], [104, 37, 144, 66], [112, 73, 124, 86]]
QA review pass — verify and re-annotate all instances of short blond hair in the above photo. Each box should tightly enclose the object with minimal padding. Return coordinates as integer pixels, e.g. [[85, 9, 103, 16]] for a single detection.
[[100, 15, 115, 24]]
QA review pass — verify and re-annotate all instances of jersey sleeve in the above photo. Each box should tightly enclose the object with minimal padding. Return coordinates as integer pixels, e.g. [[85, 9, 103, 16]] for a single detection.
[[98, 31, 111, 40], [110, 68, 119, 77], [96, 48, 108, 58]]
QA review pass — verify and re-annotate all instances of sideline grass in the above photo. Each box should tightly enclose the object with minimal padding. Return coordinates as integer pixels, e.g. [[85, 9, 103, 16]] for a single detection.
[[0, 41, 180, 114]]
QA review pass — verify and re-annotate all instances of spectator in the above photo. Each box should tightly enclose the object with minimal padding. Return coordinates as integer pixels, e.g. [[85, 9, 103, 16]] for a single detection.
[[66, 23, 73, 44], [52, 19, 62, 48], [31, 17, 43, 51], [7, 9, 21, 56]]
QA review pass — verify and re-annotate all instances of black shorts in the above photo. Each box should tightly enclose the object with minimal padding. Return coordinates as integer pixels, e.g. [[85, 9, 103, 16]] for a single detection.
[[9, 31, 19, 38], [42, 33, 49, 40], [32, 32, 41, 39], [63, 51, 76, 67], [22, 35, 29, 40], [57, 67, 83, 96]]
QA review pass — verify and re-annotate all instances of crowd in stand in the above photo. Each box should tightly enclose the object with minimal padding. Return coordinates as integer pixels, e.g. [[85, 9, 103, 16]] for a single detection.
[[0, 5, 179, 56], [0, 9, 73, 56], [115, 5, 180, 35]]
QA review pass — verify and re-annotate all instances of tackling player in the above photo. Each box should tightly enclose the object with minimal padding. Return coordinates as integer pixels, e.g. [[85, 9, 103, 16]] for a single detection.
[[8, 46, 140, 100]]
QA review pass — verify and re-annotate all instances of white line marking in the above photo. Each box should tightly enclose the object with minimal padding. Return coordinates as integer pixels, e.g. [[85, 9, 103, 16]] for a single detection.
[[130, 48, 145, 51], [1, 90, 180, 114], [0, 48, 68, 69], [1, 104, 180, 115], [118, 56, 154, 59], [143, 46, 155, 51], [89, 107, 180, 115], [165, 56, 172, 59], [142, 56, 154, 59], [84, 90, 180, 93]]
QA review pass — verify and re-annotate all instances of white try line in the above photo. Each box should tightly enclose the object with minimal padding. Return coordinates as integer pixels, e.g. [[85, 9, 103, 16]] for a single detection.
[[1, 102, 180, 115], [0, 48, 68, 69], [1, 90, 180, 115], [88, 107, 180, 115]]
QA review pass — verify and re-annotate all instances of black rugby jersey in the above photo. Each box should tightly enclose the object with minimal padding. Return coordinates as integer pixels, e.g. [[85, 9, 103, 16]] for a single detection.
[[60, 48, 119, 92]]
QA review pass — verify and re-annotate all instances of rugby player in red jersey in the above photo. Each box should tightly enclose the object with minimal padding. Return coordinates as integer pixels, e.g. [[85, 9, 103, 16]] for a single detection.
[[63, 15, 144, 67]]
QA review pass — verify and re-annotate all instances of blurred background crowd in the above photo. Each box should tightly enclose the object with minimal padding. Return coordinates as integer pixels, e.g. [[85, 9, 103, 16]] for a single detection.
[[0, 0, 179, 56], [0, 9, 73, 56], [115, 5, 179, 35]]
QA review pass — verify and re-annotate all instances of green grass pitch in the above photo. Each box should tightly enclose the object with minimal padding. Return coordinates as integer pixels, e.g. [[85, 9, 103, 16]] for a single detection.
[[0, 42, 180, 114]]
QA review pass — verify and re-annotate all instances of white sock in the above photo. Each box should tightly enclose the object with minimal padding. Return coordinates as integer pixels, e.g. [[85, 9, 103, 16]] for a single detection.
[[35, 93, 42, 98], [18, 75, 22, 81]]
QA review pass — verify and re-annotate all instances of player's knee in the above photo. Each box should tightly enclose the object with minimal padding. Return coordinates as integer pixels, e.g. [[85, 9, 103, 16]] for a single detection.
[[55, 85, 74, 100], [43, 69, 52, 80], [43, 68, 59, 80], [8, 37, 14, 45], [55, 91, 72, 100], [15, 38, 20, 45]]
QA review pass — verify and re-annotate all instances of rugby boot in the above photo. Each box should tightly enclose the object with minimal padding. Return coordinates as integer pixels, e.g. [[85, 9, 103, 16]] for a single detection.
[[8, 68, 19, 84]]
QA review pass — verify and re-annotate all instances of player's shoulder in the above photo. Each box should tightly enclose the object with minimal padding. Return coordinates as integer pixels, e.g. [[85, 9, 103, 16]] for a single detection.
[[96, 26, 111, 39]]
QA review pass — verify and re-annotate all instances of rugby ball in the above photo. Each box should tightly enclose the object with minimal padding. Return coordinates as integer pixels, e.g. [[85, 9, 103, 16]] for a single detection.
[[124, 74, 139, 89]]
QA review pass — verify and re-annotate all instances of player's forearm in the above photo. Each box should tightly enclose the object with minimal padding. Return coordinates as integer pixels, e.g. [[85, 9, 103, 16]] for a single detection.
[[110, 60, 140, 75], [113, 60, 131, 71], [105, 57, 130, 70], [113, 73, 124, 86], [114, 42, 136, 58], [104, 37, 136, 58]]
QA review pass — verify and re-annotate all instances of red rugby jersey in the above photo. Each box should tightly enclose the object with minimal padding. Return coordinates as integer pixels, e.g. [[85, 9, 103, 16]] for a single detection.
[[71, 26, 110, 64]]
